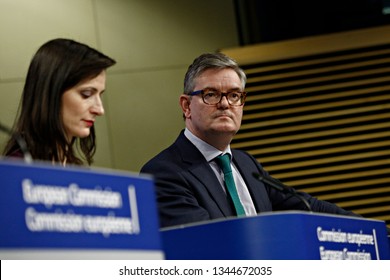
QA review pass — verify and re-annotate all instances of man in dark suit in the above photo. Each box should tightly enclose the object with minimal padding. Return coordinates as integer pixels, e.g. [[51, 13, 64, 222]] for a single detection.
[[141, 52, 358, 228]]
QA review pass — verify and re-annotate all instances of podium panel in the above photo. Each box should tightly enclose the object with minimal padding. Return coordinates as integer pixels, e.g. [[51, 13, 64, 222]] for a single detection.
[[0, 160, 163, 259], [161, 212, 390, 260]]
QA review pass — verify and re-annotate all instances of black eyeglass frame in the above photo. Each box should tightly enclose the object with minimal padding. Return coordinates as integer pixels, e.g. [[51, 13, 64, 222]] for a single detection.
[[188, 89, 247, 106]]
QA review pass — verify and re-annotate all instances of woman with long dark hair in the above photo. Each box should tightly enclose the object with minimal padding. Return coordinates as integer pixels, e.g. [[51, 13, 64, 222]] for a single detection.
[[3, 38, 116, 165]]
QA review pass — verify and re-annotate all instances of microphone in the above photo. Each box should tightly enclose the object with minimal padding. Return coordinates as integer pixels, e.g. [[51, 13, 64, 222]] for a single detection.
[[252, 172, 312, 211], [0, 122, 33, 164]]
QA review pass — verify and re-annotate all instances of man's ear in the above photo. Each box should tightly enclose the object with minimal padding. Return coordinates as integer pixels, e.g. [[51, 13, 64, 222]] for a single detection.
[[179, 94, 191, 119]]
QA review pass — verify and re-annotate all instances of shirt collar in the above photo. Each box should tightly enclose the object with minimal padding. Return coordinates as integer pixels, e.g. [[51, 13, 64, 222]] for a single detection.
[[184, 128, 232, 162]]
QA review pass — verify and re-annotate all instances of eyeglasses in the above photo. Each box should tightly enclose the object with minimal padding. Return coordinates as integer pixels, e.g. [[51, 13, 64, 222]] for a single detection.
[[189, 89, 246, 106]]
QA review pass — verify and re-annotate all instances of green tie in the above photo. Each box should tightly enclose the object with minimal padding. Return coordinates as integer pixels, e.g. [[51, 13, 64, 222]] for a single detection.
[[215, 154, 246, 216]]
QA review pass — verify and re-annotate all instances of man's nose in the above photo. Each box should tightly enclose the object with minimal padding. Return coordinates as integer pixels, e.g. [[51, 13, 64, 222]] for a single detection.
[[217, 95, 230, 108]]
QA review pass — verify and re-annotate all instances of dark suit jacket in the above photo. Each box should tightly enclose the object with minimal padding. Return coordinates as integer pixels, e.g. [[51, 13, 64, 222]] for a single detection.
[[141, 130, 358, 228]]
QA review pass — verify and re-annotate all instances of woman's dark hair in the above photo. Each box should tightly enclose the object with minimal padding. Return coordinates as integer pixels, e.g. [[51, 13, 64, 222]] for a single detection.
[[3, 38, 116, 165]]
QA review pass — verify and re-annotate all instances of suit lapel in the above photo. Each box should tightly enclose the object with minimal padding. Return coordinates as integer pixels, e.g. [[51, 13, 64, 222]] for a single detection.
[[189, 163, 236, 217], [175, 132, 236, 217]]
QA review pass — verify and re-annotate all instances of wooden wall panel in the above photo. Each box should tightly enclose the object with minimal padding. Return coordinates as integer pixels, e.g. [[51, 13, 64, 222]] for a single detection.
[[222, 26, 390, 227]]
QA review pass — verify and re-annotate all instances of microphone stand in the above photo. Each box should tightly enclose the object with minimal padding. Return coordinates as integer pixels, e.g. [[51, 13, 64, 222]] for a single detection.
[[253, 172, 312, 212]]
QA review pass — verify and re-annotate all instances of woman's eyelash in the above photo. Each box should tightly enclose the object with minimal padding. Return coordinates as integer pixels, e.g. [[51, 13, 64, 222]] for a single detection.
[[80, 90, 92, 97]]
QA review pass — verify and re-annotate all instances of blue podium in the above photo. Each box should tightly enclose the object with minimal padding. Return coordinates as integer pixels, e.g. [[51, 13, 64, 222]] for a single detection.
[[0, 159, 163, 259], [161, 212, 390, 260]]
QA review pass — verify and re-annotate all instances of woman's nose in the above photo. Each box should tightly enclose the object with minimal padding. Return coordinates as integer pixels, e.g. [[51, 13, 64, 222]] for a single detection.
[[91, 96, 105, 116]]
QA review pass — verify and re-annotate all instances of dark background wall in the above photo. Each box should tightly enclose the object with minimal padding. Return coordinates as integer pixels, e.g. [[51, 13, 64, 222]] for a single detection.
[[234, 0, 390, 45]]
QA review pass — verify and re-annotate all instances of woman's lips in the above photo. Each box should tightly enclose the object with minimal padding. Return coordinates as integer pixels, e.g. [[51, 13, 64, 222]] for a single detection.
[[84, 120, 94, 127]]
